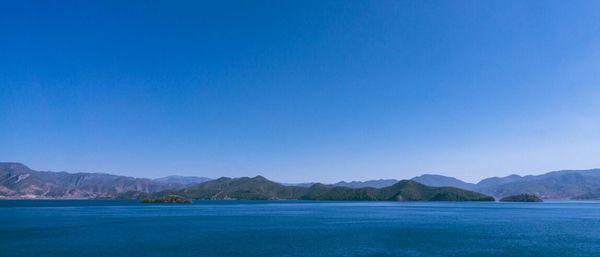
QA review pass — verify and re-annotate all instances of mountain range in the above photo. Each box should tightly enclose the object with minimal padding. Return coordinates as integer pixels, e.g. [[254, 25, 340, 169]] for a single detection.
[[315, 171, 600, 200], [413, 171, 600, 199], [152, 176, 493, 201], [2, 162, 600, 200], [0, 163, 204, 199]]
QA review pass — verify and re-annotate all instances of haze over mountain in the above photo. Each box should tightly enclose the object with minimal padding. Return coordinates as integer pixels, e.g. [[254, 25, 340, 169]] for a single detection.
[[411, 169, 600, 199], [473, 169, 600, 199], [333, 175, 477, 190], [0, 163, 189, 199], [411, 174, 476, 190], [153, 175, 212, 186], [333, 179, 399, 189], [311, 170, 600, 200], [3, 162, 600, 200]]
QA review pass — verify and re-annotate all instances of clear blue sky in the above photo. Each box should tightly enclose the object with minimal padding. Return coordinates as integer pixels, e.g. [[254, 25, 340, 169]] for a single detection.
[[2, 0, 600, 183]]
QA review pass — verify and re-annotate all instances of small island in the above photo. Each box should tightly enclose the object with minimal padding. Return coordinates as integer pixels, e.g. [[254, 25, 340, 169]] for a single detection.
[[141, 195, 192, 203], [499, 194, 543, 202]]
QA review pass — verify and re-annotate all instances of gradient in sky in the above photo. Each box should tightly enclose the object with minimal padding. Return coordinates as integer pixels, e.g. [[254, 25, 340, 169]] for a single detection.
[[2, 0, 600, 183]]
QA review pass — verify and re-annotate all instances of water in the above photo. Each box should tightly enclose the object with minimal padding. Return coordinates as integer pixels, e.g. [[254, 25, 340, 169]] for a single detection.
[[1, 201, 600, 257]]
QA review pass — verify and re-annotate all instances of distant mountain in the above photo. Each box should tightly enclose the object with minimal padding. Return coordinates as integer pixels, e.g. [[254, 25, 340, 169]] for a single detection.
[[411, 169, 600, 199], [0, 162, 188, 199], [476, 174, 523, 188], [474, 169, 600, 199], [573, 189, 600, 200], [333, 179, 399, 188], [153, 175, 212, 185], [154, 176, 494, 201], [5, 161, 600, 200], [411, 174, 476, 190], [280, 182, 316, 188]]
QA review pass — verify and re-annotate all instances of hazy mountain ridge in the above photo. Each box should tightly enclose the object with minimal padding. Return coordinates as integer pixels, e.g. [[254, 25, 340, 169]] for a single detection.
[[0, 163, 191, 199], [411, 174, 476, 190], [280, 182, 316, 188], [474, 169, 600, 199], [152, 176, 493, 201], [411, 169, 600, 199], [331, 170, 600, 199], [3, 162, 600, 200], [333, 179, 399, 189], [153, 175, 212, 185]]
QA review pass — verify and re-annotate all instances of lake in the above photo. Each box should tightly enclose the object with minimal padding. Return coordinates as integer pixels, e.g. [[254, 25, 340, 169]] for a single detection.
[[1, 200, 599, 257]]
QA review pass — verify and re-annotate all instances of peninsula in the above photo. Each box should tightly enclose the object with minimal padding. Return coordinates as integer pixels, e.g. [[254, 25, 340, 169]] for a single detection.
[[141, 195, 192, 203], [500, 194, 543, 202]]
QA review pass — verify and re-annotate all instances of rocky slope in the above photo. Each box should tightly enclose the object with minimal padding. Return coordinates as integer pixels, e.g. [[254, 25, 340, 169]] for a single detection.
[[0, 162, 187, 199]]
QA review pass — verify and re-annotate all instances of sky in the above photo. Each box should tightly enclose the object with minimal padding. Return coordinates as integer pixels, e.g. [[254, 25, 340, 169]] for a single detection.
[[1, 0, 600, 183]]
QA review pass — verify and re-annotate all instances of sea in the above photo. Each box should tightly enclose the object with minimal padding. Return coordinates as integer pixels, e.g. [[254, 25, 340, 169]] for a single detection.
[[1, 200, 599, 257]]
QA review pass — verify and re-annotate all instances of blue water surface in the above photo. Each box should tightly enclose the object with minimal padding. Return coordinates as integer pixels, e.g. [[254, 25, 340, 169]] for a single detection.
[[1, 200, 599, 257]]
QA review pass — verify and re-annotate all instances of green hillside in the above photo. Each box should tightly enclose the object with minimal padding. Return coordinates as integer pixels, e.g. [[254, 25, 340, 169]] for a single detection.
[[156, 176, 494, 201]]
